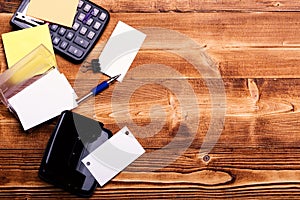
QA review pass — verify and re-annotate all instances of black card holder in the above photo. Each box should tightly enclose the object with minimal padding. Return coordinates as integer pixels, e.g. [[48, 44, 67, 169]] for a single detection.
[[39, 110, 112, 197]]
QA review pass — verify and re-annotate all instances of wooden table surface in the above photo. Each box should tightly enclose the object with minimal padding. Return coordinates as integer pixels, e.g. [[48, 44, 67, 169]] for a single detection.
[[1, 0, 300, 199]]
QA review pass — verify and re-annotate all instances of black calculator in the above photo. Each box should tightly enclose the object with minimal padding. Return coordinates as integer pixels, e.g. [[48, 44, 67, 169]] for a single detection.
[[10, 0, 110, 63]]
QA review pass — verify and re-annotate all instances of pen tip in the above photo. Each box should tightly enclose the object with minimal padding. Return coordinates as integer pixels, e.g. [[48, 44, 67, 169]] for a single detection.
[[107, 74, 121, 84], [112, 74, 121, 80]]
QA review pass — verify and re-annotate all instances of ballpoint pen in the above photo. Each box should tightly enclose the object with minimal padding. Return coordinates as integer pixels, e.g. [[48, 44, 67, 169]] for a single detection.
[[77, 74, 121, 104]]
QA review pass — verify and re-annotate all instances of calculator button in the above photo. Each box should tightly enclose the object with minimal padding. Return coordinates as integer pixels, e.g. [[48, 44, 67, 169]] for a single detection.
[[86, 18, 93, 26], [66, 32, 74, 40], [99, 13, 107, 21], [93, 21, 102, 30], [92, 8, 99, 16], [68, 46, 83, 58], [83, 4, 92, 12], [80, 27, 88, 35], [74, 36, 90, 49], [78, 0, 84, 8], [50, 24, 58, 32], [52, 37, 60, 45], [60, 41, 68, 50], [72, 22, 80, 31], [78, 13, 86, 21], [58, 27, 66, 36], [87, 31, 96, 40]]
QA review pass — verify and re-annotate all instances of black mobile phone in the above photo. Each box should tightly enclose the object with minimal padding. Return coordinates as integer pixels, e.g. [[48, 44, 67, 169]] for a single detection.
[[39, 110, 112, 197]]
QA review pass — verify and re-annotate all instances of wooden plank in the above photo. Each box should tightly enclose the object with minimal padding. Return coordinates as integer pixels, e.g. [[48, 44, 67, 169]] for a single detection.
[[1, 13, 300, 78], [1, 11, 300, 49], [0, 78, 299, 158], [1, 168, 300, 199], [1, 186, 300, 199], [1, 144, 300, 171], [96, 0, 300, 12], [2, 0, 300, 13], [0, 77, 299, 120]]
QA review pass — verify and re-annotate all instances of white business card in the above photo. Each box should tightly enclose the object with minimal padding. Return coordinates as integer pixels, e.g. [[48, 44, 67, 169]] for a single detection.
[[98, 21, 146, 82], [82, 126, 145, 186]]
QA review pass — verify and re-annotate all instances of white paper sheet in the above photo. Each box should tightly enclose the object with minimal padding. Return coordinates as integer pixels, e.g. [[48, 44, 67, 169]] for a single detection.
[[7, 68, 78, 130], [82, 126, 145, 186], [99, 21, 146, 82]]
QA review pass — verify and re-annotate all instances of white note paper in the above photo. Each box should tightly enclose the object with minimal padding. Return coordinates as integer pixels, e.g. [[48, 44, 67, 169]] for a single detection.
[[7, 68, 78, 130], [99, 21, 146, 82], [82, 126, 145, 186]]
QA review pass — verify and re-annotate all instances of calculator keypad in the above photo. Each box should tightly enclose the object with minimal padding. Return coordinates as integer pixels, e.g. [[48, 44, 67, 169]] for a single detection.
[[99, 13, 107, 21], [60, 41, 68, 50], [93, 22, 101, 30], [66, 32, 74, 40], [87, 31, 95, 40], [48, 0, 109, 62], [68, 46, 83, 58]]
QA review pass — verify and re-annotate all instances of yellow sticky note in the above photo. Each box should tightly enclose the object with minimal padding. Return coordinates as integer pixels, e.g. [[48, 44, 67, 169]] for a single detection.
[[2, 25, 56, 68], [27, 0, 78, 27]]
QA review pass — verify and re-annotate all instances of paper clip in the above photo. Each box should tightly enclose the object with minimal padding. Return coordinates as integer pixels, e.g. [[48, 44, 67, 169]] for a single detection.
[[80, 59, 102, 73]]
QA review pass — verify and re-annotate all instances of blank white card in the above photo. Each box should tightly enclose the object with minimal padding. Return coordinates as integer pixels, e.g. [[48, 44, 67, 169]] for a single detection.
[[82, 126, 145, 186], [99, 21, 146, 82], [7, 68, 78, 130]]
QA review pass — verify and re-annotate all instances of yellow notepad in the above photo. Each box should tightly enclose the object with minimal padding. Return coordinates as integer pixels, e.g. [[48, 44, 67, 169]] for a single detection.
[[27, 0, 78, 27], [2, 25, 56, 68]]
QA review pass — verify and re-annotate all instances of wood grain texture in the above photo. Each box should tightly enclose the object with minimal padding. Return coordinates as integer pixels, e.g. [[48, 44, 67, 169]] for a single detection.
[[0, 0, 300, 199], [1, 12, 300, 78], [1, 0, 300, 13]]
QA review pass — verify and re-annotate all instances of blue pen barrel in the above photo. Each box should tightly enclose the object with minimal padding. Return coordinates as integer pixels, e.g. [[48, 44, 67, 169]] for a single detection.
[[91, 81, 109, 95], [77, 75, 120, 104]]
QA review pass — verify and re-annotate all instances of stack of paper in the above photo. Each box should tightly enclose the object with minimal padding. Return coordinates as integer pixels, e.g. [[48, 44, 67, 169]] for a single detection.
[[2, 25, 56, 68], [7, 68, 78, 130]]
